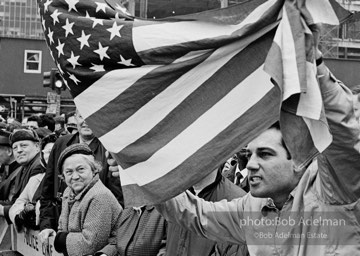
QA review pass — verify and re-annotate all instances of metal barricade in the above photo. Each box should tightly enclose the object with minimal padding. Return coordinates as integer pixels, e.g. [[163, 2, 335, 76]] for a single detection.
[[0, 218, 61, 256]]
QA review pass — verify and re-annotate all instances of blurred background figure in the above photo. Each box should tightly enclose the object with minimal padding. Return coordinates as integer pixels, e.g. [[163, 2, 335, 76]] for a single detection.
[[54, 115, 69, 137], [116, 206, 167, 256], [0, 130, 21, 202], [65, 111, 77, 134], [39, 114, 55, 133], [26, 115, 41, 130], [21, 117, 28, 127], [221, 149, 249, 192]]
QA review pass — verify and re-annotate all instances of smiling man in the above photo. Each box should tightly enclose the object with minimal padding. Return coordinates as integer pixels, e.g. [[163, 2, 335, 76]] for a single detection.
[[156, 53, 360, 255], [0, 129, 44, 224]]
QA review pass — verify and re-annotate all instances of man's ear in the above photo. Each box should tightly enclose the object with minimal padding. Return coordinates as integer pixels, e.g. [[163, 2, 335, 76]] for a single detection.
[[7, 147, 13, 156], [35, 142, 41, 152]]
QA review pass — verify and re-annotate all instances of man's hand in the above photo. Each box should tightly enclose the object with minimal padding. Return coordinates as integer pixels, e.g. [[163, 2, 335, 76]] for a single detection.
[[309, 24, 322, 60], [38, 228, 56, 244], [106, 151, 120, 177]]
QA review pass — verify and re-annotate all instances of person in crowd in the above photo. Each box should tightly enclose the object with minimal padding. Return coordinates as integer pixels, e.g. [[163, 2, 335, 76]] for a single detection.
[[0, 130, 11, 182], [54, 115, 68, 137], [39, 114, 56, 132], [35, 127, 53, 140], [38, 109, 124, 243], [155, 51, 360, 255], [0, 130, 22, 202], [5, 122, 21, 133], [165, 168, 248, 256], [21, 117, 28, 127], [26, 115, 41, 130], [0, 121, 6, 131], [0, 129, 43, 224], [7, 118, 21, 127], [9, 133, 58, 231], [65, 111, 77, 134], [221, 150, 249, 192], [116, 206, 167, 256], [50, 143, 122, 256]]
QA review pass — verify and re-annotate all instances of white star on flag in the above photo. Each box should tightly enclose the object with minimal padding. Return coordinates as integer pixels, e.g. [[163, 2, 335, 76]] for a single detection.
[[68, 73, 80, 85], [107, 21, 123, 40], [67, 51, 81, 69], [56, 39, 65, 57], [77, 30, 91, 50], [94, 42, 110, 60], [118, 55, 134, 66], [62, 18, 75, 37], [65, 0, 79, 12], [90, 16, 103, 28], [47, 28, 54, 44], [90, 64, 105, 72], [43, 0, 52, 12], [50, 9, 62, 25], [95, 2, 108, 13]]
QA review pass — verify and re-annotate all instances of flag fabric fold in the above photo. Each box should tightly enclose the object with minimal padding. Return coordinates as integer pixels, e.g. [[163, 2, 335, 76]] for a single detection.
[[38, 0, 338, 206]]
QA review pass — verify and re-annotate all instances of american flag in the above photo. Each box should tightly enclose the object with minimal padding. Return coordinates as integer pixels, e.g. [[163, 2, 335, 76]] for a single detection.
[[38, 0, 339, 206]]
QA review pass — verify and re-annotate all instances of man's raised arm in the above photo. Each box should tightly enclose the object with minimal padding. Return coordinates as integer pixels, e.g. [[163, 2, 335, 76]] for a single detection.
[[316, 55, 360, 203], [156, 190, 247, 245]]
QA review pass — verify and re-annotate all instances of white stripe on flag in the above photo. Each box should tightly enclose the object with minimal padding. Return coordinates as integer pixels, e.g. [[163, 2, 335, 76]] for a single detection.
[[305, 0, 339, 25], [120, 65, 273, 186], [74, 65, 160, 119], [132, 0, 278, 53], [297, 61, 322, 120], [303, 117, 332, 152], [99, 34, 257, 153], [274, 6, 301, 101]]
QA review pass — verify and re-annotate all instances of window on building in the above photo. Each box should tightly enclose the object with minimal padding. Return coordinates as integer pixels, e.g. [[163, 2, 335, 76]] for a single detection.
[[24, 50, 42, 73]]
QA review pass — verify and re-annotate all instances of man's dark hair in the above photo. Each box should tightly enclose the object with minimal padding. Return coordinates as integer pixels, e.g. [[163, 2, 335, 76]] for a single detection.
[[27, 115, 41, 124], [65, 111, 76, 123], [269, 121, 291, 160], [54, 116, 65, 129], [39, 114, 55, 132]]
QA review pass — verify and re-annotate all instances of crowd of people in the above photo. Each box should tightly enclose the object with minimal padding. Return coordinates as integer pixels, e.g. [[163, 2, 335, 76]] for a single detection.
[[0, 49, 359, 255], [0, 109, 249, 256]]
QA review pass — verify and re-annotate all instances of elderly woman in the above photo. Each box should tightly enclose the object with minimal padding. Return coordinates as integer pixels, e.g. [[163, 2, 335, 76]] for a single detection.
[[52, 143, 122, 256]]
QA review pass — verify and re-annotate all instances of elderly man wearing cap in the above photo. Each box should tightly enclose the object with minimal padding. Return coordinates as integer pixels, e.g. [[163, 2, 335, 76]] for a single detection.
[[0, 130, 22, 204], [0, 129, 45, 224]]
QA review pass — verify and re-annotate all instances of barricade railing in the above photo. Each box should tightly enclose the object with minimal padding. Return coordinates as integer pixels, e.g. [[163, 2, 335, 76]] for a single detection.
[[0, 218, 9, 244], [0, 217, 61, 256]]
